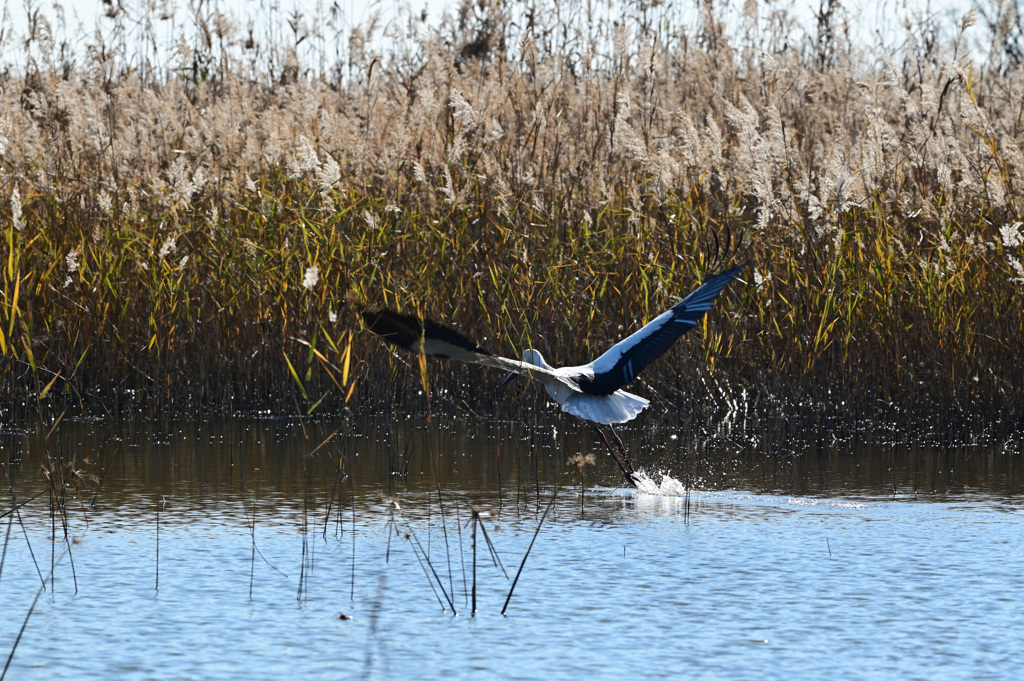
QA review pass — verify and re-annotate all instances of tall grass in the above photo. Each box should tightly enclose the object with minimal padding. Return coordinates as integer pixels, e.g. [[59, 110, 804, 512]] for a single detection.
[[0, 0, 1021, 428]]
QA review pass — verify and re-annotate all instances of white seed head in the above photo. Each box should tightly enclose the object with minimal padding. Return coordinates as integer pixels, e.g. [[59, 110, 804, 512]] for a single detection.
[[289, 135, 320, 177], [159, 235, 177, 258], [1000, 222, 1022, 248], [11, 188, 24, 231], [317, 155, 340, 193], [66, 248, 81, 273], [302, 265, 320, 290], [97, 191, 112, 215]]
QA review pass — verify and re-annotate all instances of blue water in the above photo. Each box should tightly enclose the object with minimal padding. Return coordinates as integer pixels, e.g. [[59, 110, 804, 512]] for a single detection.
[[1, 418, 1022, 679]]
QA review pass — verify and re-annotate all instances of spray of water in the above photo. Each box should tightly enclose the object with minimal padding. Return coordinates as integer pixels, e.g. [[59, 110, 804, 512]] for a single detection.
[[630, 469, 689, 496]]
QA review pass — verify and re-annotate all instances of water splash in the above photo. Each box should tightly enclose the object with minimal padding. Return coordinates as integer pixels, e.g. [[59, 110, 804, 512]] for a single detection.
[[631, 469, 689, 496]]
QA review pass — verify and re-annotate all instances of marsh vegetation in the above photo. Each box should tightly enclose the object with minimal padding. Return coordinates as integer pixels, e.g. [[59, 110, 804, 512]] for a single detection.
[[0, 1, 1022, 429]]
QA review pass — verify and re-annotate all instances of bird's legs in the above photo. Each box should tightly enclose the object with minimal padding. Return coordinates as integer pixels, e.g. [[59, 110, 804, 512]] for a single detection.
[[592, 427, 638, 487], [607, 424, 637, 475]]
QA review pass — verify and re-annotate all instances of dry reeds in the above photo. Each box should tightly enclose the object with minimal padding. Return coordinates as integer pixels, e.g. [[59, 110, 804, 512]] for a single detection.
[[0, 1, 1020, 428]]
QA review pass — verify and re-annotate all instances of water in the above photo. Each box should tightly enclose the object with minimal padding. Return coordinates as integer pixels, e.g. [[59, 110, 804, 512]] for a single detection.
[[1, 416, 1022, 680]]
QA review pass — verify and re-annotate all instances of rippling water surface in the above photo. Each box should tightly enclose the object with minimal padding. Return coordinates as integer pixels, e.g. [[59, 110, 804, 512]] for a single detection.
[[1, 416, 1021, 679]]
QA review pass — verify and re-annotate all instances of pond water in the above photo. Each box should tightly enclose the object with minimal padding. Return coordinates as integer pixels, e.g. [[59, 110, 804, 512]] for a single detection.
[[1, 415, 1022, 680]]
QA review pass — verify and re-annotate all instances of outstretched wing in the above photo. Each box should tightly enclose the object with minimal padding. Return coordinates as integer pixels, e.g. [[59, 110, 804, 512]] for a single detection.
[[361, 308, 491, 359], [361, 306, 581, 390], [576, 264, 745, 395]]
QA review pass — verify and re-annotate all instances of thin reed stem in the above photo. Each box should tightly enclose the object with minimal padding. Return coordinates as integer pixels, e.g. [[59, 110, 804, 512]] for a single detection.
[[1, 584, 44, 680], [502, 486, 560, 616]]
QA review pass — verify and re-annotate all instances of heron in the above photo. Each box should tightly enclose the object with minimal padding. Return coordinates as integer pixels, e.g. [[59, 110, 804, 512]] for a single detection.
[[360, 264, 745, 486]]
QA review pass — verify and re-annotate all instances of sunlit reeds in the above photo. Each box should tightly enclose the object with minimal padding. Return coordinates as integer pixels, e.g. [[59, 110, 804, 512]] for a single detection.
[[0, 0, 1020, 427]]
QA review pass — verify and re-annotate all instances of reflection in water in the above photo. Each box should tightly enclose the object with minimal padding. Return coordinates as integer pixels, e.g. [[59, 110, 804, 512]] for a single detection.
[[0, 415, 1022, 680], [3, 414, 1021, 507]]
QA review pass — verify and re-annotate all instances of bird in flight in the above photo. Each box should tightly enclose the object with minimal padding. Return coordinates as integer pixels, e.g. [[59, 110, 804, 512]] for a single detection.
[[360, 264, 745, 486]]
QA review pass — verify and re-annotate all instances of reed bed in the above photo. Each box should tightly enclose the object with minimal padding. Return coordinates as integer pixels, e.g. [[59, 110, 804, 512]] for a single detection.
[[0, 1, 1021, 430]]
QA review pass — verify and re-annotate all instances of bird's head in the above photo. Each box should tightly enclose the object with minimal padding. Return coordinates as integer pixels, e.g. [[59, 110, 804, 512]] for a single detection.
[[521, 349, 551, 369], [499, 348, 550, 389]]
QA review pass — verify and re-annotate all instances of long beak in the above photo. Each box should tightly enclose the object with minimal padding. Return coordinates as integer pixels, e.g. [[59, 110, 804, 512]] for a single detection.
[[499, 372, 519, 388]]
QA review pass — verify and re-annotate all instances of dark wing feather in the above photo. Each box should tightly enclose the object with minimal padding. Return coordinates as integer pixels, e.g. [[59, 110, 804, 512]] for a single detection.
[[577, 264, 745, 395], [362, 308, 491, 358]]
